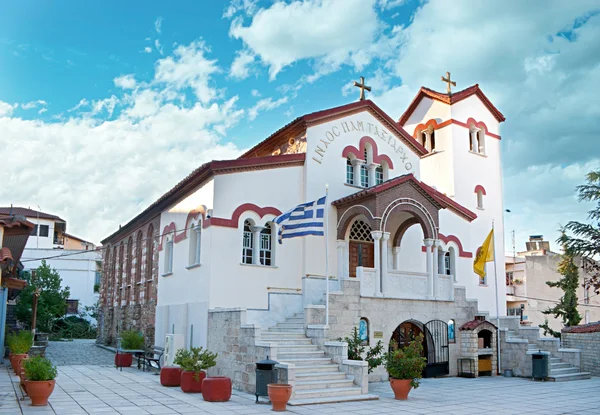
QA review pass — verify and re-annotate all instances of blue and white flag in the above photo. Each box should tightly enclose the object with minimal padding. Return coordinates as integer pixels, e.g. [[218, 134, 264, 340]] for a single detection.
[[273, 196, 326, 244]]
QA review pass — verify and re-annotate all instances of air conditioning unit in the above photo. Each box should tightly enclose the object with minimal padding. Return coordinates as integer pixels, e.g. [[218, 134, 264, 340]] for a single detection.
[[164, 334, 184, 367]]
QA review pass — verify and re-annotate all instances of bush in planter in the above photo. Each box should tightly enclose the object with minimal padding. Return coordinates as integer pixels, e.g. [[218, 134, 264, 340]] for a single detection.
[[7, 330, 34, 375], [23, 356, 57, 406], [384, 333, 426, 400], [339, 326, 385, 373], [174, 347, 217, 393], [115, 329, 144, 367]]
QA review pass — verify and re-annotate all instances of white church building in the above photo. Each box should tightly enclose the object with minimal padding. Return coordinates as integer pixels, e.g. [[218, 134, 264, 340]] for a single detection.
[[104, 78, 507, 402]]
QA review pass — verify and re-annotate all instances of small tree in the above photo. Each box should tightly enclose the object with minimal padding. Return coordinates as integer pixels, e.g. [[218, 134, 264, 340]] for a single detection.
[[339, 326, 385, 373], [539, 246, 582, 337], [15, 260, 70, 333]]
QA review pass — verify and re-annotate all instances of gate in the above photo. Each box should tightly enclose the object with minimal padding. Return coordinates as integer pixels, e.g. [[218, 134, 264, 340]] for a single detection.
[[423, 319, 449, 377]]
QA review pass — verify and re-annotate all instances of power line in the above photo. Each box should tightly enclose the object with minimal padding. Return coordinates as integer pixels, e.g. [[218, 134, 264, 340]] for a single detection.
[[512, 294, 600, 309]]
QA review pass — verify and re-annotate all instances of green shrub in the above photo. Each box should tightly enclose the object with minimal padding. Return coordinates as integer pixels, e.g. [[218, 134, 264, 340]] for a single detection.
[[338, 326, 384, 373], [7, 330, 34, 354], [174, 347, 218, 381], [384, 333, 426, 388], [23, 356, 57, 381], [120, 329, 145, 350], [51, 316, 96, 339]]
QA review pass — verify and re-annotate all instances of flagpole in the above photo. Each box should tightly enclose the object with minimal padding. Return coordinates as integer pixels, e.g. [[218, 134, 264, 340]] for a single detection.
[[324, 184, 330, 327], [492, 219, 501, 374]]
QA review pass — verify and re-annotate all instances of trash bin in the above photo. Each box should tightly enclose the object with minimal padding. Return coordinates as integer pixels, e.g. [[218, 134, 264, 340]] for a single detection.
[[255, 357, 278, 403], [532, 352, 549, 380]]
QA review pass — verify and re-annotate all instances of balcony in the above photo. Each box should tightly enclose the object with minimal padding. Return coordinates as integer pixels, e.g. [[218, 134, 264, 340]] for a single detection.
[[506, 285, 515, 296]]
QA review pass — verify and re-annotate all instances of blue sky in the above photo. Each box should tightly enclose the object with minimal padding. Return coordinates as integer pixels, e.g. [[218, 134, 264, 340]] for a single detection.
[[1, 0, 599, 250]]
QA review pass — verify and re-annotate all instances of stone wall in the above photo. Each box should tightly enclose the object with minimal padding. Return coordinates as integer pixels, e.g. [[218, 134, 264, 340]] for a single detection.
[[327, 279, 480, 379], [98, 215, 160, 347], [562, 331, 600, 376]]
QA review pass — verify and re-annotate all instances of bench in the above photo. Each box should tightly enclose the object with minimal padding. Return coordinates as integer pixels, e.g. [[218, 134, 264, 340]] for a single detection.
[[138, 346, 164, 371]]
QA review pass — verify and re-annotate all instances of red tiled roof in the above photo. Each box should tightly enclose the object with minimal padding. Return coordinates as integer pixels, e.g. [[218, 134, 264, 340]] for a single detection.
[[0, 207, 65, 222], [0, 215, 35, 229], [331, 174, 477, 222], [1, 277, 27, 290], [239, 99, 427, 159], [459, 320, 497, 331], [0, 247, 13, 262], [101, 153, 306, 244], [562, 322, 600, 334], [398, 84, 506, 126]]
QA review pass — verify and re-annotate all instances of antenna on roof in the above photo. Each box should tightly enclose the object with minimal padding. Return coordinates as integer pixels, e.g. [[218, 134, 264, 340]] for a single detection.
[[9, 204, 13, 217]]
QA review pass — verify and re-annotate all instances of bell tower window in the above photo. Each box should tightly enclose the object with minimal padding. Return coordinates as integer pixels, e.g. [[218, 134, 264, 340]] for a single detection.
[[346, 157, 354, 185], [360, 149, 369, 188], [375, 165, 384, 185], [470, 127, 486, 155]]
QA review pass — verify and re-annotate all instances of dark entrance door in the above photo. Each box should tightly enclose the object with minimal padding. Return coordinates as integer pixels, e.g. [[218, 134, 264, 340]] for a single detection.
[[423, 320, 449, 377], [349, 242, 374, 277]]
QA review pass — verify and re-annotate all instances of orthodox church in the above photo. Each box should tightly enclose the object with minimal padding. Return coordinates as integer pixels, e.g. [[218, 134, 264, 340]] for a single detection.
[[99, 74, 507, 402]]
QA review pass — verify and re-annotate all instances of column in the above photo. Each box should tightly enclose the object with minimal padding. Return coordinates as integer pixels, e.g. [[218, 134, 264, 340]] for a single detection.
[[351, 159, 362, 186], [336, 240, 347, 280], [424, 239, 434, 298], [381, 233, 390, 296], [372, 231, 383, 297], [432, 240, 440, 299], [393, 247, 401, 270], [367, 164, 377, 187], [470, 130, 478, 152], [251, 226, 265, 265]]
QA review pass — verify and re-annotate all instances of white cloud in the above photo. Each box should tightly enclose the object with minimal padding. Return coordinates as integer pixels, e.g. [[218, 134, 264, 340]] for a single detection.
[[247, 96, 288, 121], [0, 101, 15, 117], [229, 50, 255, 80], [114, 74, 137, 90], [223, 0, 258, 19], [377, 0, 407, 9], [155, 39, 164, 55], [0, 39, 246, 244], [251, 89, 260, 97], [38, 108, 47, 114], [143, 46, 152, 54], [230, 0, 381, 79], [21, 100, 47, 110], [154, 17, 163, 34]]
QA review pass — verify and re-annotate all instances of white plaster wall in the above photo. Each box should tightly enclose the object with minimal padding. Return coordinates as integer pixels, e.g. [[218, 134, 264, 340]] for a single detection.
[[402, 98, 452, 135], [23, 218, 57, 250], [246, 292, 303, 329], [305, 111, 422, 279]]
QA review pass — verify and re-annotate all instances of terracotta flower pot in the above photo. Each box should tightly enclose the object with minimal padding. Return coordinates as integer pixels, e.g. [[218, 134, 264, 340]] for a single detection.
[[180, 370, 206, 393], [114, 353, 133, 368], [390, 378, 413, 400], [11, 354, 28, 376], [202, 377, 232, 402], [19, 367, 28, 394], [160, 366, 182, 386], [26, 380, 55, 406], [268, 384, 293, 412]]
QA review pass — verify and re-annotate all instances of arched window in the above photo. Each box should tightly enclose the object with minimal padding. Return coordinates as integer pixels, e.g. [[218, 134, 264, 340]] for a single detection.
[[189, 221, 202, 266], [164, 237, 174, 275], [135, 231, 143, 302], [260, 223, 273, 266], [360, 149, 369, 187], [430, 130, 436, 151], [346, 157, 354, 185], [359, 317, 369, 345], [469, 127, 485, 155], [126, 236, 133, 304], [375, 165, 384, 185], [476, 190, 484, 209], [112, 246, 118, 304], [145, 225, 154, 303], [448, 319, 456, 343], [118, 242, 124, 304], [420, 131, 427, 148], [103, 248, 111, 306], [242, 220, 253, 264], [349, 220, 374, 242]]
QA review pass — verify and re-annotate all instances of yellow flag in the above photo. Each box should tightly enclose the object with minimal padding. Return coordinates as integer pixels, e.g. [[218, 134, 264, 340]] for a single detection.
[[473, 229, 494, 278]]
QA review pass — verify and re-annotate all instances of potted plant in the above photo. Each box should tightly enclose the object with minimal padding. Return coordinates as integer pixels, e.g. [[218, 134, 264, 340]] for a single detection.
[[116, 329, 144, 368], [173, 347, 217, 393], [267, 383, 293, 412], [7, 330, 33, 376], [23, 356, 57, 406], [384, 333, 426, 400]]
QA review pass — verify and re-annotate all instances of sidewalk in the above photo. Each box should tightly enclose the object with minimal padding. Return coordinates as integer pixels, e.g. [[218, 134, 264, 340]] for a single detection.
[[2, 360, 600, 414]]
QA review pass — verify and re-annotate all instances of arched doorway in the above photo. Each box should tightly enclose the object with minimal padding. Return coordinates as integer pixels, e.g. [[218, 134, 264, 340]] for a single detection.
[[348, 219, 374, 277], [389, 319, 449, 378]]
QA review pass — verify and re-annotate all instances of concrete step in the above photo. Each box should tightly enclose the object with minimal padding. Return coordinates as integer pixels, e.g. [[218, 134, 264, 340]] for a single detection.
[[296, 372, 348, 381], [550, 362, 571, 370], [550, 367, 580, 375], [259, 339, 314, 345], [288, 393, 379, 406], [263, 330, 305, 335], [265, 328, 305, 334], [548, 372, 591, 382], [275, 323, 305, 329], [278, 357, 332, 365], [285, 317, 305, 322], [550, 357, 561, 363], [294, 364, 341, 373], [274, 345, 319, 351], [295, 379, 355, 390], [278, 351, 326, 359], [292, 387, 362, 400]]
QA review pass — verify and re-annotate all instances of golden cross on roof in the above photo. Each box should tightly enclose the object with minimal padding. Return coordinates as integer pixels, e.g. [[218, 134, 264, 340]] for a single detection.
[[441, 71, 456, 95], [353, 76, 371, 101]]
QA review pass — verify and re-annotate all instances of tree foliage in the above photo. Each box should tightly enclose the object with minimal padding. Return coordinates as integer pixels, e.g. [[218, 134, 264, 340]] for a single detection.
[[15, 260, 70, 333], [339, 326, 385, 373], [539, 247, 582, 337], [559, 169, 600, 294]]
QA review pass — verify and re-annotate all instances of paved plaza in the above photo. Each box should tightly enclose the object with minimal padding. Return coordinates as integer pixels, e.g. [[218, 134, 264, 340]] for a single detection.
[[1, 360, 599, 415], [45, 340, 115, 367]]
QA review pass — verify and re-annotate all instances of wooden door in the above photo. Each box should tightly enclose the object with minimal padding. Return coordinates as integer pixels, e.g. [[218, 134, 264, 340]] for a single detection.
[[349, 242, 374, 277]]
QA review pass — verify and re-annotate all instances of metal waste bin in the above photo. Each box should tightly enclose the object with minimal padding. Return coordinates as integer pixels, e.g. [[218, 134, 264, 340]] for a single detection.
[[532, 352, 549, 380], [255, 357, 278, 403]]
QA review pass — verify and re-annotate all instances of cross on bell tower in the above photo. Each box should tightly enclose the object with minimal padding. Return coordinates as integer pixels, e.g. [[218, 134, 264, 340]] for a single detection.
[[353, 76, 371, 101], [441, 71, 456, 95]]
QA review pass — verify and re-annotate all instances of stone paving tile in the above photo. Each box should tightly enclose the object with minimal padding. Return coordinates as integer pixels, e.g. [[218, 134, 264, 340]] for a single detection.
[[45, 340, 115, 366]]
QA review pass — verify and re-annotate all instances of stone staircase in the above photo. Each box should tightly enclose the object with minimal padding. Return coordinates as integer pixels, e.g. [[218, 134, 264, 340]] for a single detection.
[[526, 343, 591, 382], [260, 313, 378, 405]]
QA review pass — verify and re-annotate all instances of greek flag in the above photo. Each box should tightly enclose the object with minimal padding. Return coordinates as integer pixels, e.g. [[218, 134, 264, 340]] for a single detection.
[[273, 196, 326, 244]]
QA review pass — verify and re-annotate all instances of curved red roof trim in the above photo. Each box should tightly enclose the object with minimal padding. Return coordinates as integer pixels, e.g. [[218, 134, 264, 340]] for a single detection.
[[342, 136, 394, 169], [474, 185, 487, 195], [204, 203, 282, 229], [439, 233, 473, 258]]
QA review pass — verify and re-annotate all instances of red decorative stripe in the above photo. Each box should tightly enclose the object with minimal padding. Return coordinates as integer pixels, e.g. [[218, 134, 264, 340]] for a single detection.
[[474, 185, 487, 195], [412, 118, 500, 140], [203, 203, 282, 229], [420, 234, 473, 258], [342, 136, 394, 169]]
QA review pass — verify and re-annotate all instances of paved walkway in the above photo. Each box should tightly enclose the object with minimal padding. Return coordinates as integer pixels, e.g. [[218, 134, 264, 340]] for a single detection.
[[45, 340, 114, 366], [1, 362, 599, 415]]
